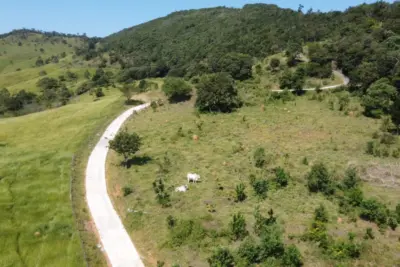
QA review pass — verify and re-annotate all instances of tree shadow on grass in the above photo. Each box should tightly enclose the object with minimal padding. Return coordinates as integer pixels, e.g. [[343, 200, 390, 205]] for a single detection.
[[169, 94, 192, 104], [125, 155, 153, 168], [125, 99, 145, 106]]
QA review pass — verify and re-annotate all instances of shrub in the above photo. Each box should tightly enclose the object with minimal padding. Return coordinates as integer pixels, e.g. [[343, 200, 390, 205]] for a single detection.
[[303, 220, 330, 249], [270, 58, 281, 69], [252, 179, 268, 199], [282, 245, 303, 267], [166, 215, 176, 228], [152, 178, 171, 208], [275, 167, 289, 187], [207, 247, 235, 267], [258, 225, 285, 260], [235, 183, 247, 202], [253, 147, 266, 168], [94, 88, 104, 98], [302, 157, 309, 165], [254, 207, 276, 236], [76, 81, 93, 95], [306, 162, 335, 195], [109, 130, 141, 165], [162, 77, 192, 103], [360, 199, 389, 228], [364, 228, 374, 240], [39, 70, 47, 76], [380, 132, 396, 145], [237, 237, 260, 264], [345, 188, 364, 207], [195, 73, 241, 113], [342, 167, 360, 190], [388, 215, 398, 230], [328, 239, 361, 259], [314, 204, 329, 223], [229, 213, 248, 241], [122, 186, 133, 197]]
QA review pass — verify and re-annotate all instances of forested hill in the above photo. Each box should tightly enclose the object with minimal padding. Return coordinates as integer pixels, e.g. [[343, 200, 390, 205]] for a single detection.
[[104, 2, 400, 91]]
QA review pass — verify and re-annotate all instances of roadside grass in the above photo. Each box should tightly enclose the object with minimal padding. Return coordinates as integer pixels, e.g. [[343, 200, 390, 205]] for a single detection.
[[107, 95, 399, 266], [0, 91, 123, 267]]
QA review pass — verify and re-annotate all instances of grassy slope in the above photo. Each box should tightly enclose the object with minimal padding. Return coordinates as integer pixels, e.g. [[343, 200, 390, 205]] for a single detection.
[[253, 52, 343, 91], [0, 32, 97, 94], [0, 90, 124, 267], [107, 96, 399, 266]]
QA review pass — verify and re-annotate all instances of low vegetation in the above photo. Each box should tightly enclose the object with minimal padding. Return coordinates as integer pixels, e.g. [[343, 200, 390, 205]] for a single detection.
[[108, 93, 399, 266]]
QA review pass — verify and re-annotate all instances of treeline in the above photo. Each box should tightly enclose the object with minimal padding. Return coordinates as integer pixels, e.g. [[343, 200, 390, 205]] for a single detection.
[[103, 2, 400, 91], [0, 29, 90, 39]]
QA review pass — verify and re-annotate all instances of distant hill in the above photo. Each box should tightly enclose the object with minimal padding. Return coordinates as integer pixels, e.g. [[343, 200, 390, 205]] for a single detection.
[[103, 2, 400, 91]]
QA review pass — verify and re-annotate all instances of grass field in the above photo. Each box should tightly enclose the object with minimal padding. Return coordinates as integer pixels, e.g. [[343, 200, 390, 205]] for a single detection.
[[0, 32, 100, 94], [107, 94, 400, 266], [0, 89, 124, 267]]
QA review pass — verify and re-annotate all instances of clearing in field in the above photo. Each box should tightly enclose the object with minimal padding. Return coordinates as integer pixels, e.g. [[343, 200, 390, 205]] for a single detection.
[[107, 95, 400, 266]]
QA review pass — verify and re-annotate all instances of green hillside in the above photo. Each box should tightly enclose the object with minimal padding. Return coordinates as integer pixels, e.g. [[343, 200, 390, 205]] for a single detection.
[[0, 30, 90, 93], [104, 2, 400, 92], [0, 90, 124, 267]]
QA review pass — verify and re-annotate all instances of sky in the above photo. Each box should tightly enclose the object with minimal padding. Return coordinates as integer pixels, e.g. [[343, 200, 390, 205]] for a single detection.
[[0, 0, 394, 37]]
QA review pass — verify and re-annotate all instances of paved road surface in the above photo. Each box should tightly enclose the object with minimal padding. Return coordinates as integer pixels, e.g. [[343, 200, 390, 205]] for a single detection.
[[86, 103, 149, 267], [271, 70, 350, 92]]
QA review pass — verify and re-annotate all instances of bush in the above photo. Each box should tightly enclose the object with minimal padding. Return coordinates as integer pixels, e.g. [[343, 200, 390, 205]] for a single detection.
[[253, 147, 266, 168], [252, 179, 268, 199], [275, 167, 289, 187], [207, 247, 235, 267], [162, 77, 192, 103], [328, 239, 361, 259], [258, 225, 285, 260], [166, 215, 176, 228], [152, 178, 171, 208], [270, 58, 281, 69], [195, 73, 241, 113], [76, 81, 93, 95], [229, 213, 248, 241], [314, 204, 329, 223], [360, 199, 389, 228], [344, 187, 364, 207], [302, 157, 309, 165], [306, 162, 335, 195], [364, 228, 374, 240], [122, 186, 133, 197], [169, 219, 205, 247], [342, 167, 360, 190], [282, 245, 303, 267], [235, 183, 247, 202], [380, 132, 396, 145], [237, 237, 260, 264], [94, 88, 104, 98], [254, 207, 276, 236]]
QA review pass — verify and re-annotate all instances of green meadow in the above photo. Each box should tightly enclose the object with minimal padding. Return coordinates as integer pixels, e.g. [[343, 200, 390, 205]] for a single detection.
[[0, 90, 124, 267]]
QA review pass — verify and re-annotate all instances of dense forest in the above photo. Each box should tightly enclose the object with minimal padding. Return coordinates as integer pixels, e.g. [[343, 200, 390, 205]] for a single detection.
[[104, 2, 400, 92]]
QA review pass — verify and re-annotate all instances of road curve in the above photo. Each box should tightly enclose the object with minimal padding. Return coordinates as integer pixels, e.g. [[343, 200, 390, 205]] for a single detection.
[[271, 70, 350, 92], [86, 103, 149, 267]]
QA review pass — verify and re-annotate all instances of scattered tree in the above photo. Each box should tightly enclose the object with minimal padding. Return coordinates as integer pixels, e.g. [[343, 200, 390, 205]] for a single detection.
[[195, 73, 241, 113], [162, 77, 192, 103], [109, 130, 142, 165]]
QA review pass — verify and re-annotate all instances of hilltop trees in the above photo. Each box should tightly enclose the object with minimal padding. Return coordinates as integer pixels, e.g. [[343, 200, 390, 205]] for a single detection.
[[195, 73, 241, 113]]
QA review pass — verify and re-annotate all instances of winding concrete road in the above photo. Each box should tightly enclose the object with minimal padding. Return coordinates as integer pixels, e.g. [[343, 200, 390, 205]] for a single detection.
[[86, 103, 149, 267], [271, 70, 350, 92]]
